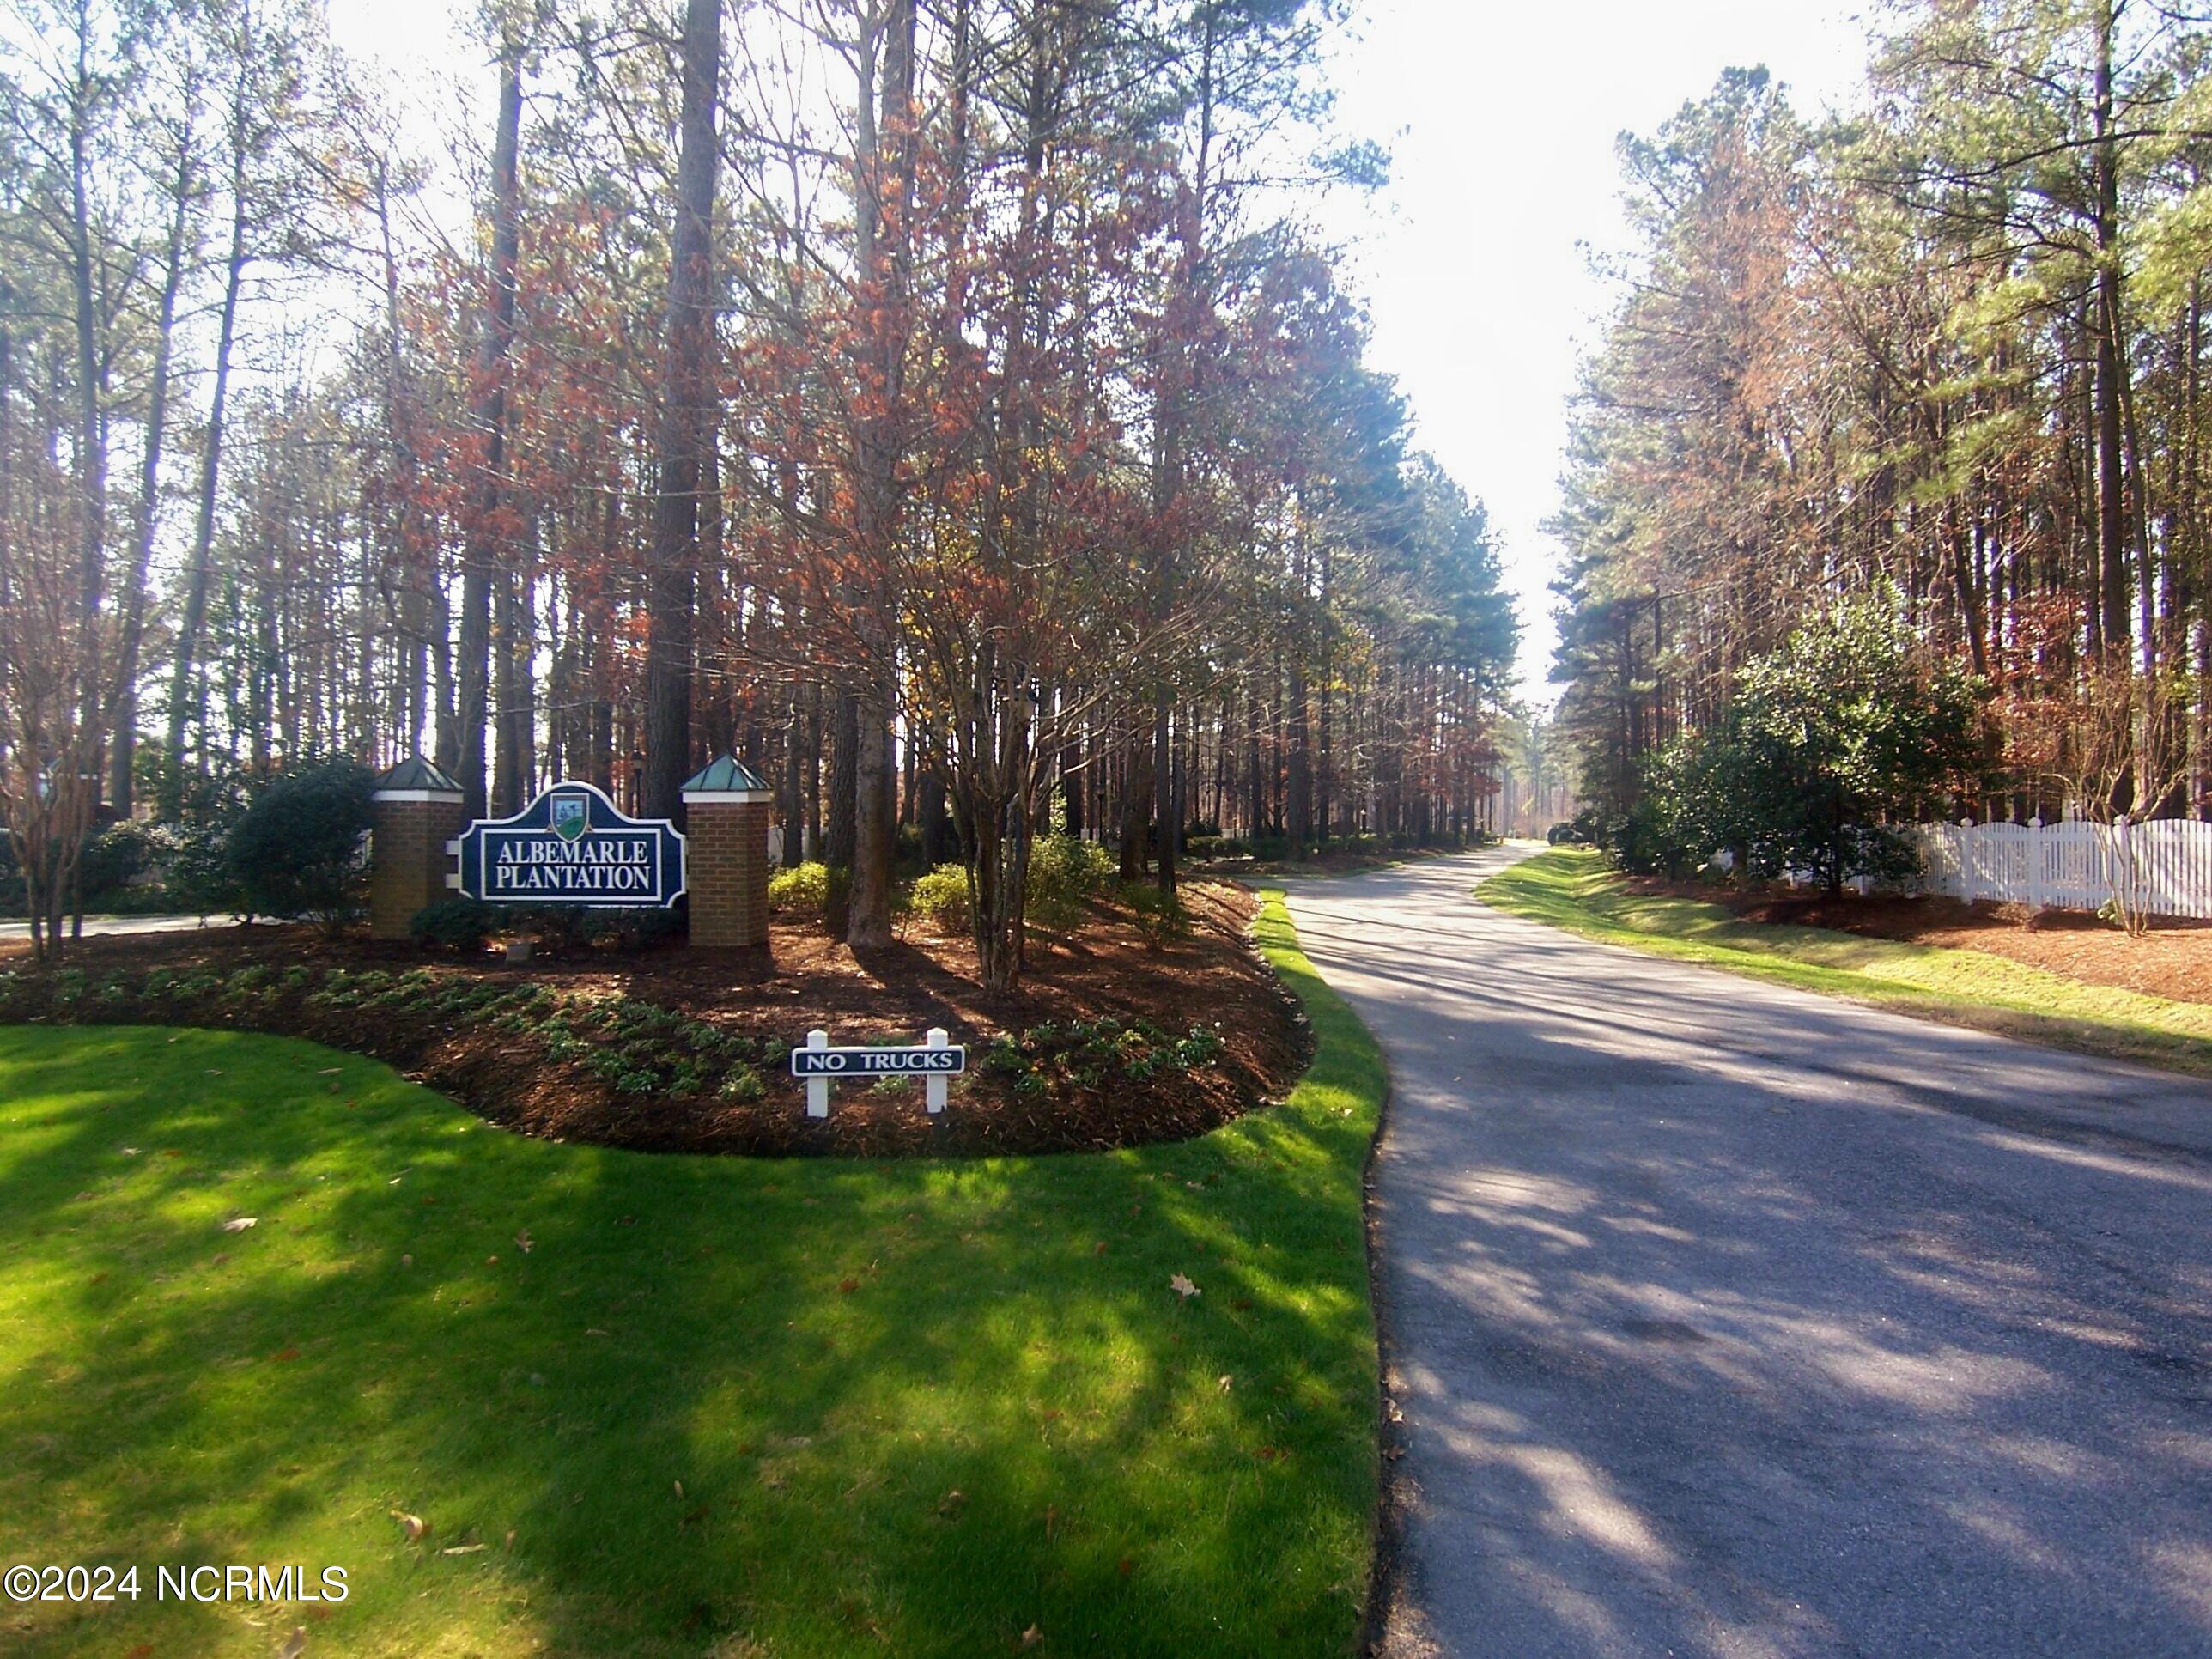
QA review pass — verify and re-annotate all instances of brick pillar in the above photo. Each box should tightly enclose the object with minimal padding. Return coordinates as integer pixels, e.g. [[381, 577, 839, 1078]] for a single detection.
[[370, 774, 466, 940], [684, 793, 772, 947]]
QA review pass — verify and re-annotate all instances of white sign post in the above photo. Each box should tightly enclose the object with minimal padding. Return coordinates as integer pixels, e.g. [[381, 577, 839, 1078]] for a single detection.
[[925, 1027, 951, 1115], [804, 1028, 830, 1118], [790, 1026, 966, 1119]]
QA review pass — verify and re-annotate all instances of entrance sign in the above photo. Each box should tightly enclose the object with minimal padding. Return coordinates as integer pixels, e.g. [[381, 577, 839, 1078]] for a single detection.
[[793, 1027, 964, 1116], [453, 781, 686, 908]]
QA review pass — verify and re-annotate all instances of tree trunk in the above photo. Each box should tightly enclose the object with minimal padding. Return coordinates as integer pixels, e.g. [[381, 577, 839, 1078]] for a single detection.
[[164, 161, 247, 813], [110, 135, 193, 815], [827, 692, 858, 872], [642, 0, 720, 822], [456, 33, 523, 821], [847, 0, 917, 950]]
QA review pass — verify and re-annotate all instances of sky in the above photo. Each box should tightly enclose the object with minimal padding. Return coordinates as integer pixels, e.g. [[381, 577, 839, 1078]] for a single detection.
[[326, 0, 1881, 705], [1316, 2, 1875, 702]]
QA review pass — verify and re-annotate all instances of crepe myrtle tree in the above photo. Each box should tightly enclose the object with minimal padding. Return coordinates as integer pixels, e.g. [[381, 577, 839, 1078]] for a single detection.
[[1648, 599, 1990, 893]]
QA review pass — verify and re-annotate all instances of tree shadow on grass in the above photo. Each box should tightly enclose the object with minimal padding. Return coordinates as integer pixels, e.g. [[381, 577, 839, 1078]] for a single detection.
[[0, 1020, 1380, 1658]]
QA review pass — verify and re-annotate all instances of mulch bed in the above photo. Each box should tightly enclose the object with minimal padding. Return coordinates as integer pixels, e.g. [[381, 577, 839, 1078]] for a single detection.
[[0, 882, 1311, 1158], [1640, 877, 2212, 1008]]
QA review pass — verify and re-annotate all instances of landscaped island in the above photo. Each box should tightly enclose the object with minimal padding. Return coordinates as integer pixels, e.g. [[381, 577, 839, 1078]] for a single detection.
[[2, 877, 1304, 1159], [0, 893, 1387, 1658]]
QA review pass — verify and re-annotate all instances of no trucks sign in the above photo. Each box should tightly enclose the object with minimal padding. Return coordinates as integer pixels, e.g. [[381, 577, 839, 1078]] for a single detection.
[[453, 781, 687, 908]]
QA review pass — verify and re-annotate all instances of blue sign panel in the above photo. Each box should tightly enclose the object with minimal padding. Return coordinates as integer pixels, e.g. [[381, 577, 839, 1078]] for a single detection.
[[455, 782, 686, 908]]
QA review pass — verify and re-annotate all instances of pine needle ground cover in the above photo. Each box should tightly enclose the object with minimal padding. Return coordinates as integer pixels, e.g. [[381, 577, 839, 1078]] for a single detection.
[[0, 895, 1384, 1658], [1482, 848, 2212, 1076]]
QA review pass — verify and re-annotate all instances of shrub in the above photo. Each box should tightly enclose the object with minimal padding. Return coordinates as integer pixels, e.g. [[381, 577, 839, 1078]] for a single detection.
[[226, 757, 375, 931], [1633, 598, 1986, 890], [78, 822, 160, 906], [579, 907, 683, 949], [1026, 835, 1112, 931], [410, 898, 500, 953], [1121, 881, 1188, 947], [148, 816, 244, 917], [768, 860, 830, 913], [906, 865, 970, 931]]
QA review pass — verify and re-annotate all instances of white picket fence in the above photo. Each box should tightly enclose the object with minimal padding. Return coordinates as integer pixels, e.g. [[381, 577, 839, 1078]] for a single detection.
[[1907, 817, 2212, 920]]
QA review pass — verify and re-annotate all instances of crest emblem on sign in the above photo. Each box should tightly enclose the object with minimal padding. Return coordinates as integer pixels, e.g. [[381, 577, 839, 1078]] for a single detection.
[[550, 795, 588, 842]]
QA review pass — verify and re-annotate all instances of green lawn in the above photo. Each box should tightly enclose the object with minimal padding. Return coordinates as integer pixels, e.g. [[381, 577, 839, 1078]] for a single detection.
[[1481, 848, 2212, 1076], [0, 894, 1384, 1658]]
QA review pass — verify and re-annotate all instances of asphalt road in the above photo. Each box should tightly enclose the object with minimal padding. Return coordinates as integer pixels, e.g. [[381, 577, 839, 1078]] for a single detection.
[[1285, 846, 2212, 1659], [0, 913, 225, 943]]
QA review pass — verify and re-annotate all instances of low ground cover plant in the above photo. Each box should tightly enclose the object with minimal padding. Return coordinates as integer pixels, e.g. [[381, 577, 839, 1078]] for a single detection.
[[0, 960, 1235, 1111]]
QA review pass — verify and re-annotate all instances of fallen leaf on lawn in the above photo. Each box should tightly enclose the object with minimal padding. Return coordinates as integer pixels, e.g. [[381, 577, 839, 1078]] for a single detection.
[[441, 1543, 485, 1556], [1092, 1242, 1107, 1255], [504, 1530, 516, 1550], [485, 1255, 499, 1265], [121, 1146, 141, 1156], [514, 1229, 534, 1253], [222, 1217, 258, 1233], [270, 1346, 301, 1364], [401, 1254, 412, 1267], [392, 1510, 428, 1541], [277, 1627, 308, 1659], [584, 1328, 607, 1336], [318, 1067, 343, 1075], [1218, 1375, 1233, 1393], [674, 1480, 684, 1498], [1021, 1626, 1043, 1649], [1255, 1445, 1286, 1463], [837, 1277, 860, 1294], [934, 1489, 966, 1517], [124, 1646, 154, 1659], [73, 1191, 92, 1201], [1169, 1273, 1200, 1298], [1117, 1555, 1134, 1577]]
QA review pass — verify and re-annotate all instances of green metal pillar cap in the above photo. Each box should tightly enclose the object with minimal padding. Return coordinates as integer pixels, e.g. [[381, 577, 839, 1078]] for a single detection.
[[372, 755, 465, 799], [678, 756, 774, 798]]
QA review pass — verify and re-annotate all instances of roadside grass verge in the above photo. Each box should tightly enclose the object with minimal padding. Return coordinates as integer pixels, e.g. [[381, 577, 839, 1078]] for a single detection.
[[0, 895, 1383, 1658], [1480, 848, 2212, 1078]]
